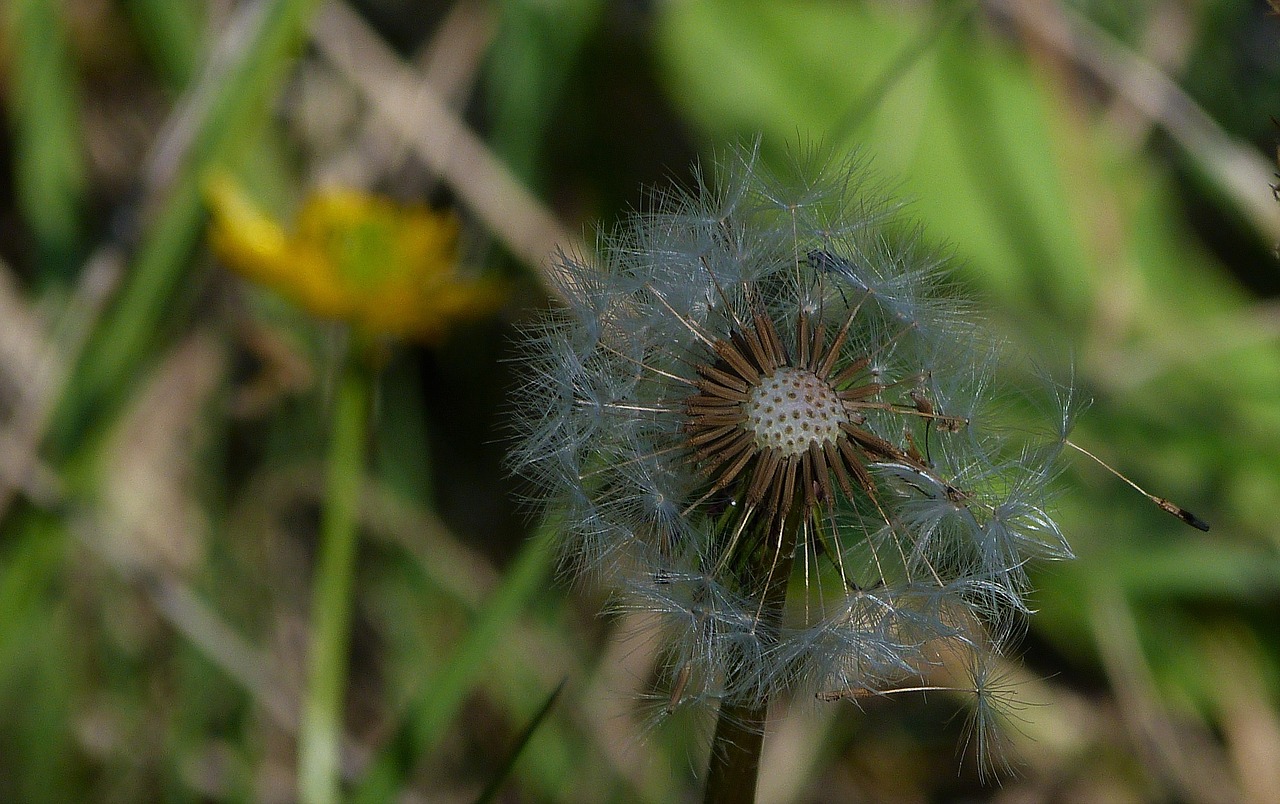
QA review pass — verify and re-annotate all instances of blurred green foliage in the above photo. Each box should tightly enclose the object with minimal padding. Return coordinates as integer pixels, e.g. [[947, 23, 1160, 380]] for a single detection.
[[0, 0, 1278, 801]]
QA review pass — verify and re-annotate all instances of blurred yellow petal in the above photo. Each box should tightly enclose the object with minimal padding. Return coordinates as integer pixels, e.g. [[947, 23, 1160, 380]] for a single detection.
[[204, 176, 502, 342], [204, 173, 293, 288], [284, 246, 356, 320]]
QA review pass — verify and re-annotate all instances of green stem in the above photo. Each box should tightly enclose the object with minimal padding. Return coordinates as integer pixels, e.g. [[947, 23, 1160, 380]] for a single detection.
[[703, 511, 802, 804], [704, 697, 768, 803], [298, 347, 372, 804]]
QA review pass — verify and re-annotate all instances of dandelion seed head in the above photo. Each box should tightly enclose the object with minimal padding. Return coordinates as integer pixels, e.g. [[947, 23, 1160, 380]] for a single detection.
[[509, 142, 1073, 777]]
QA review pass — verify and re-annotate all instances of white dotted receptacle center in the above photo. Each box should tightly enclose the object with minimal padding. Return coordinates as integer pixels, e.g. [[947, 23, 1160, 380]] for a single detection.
[[743, 367, 848, 456]]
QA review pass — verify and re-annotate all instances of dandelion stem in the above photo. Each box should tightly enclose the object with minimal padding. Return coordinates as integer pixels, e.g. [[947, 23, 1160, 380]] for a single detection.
[[704, 509, 801, 803], [298, 344, 373, 804], [705, 697, 769, 803]]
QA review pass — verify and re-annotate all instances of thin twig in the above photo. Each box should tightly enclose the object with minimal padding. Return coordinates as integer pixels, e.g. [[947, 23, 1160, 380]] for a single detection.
[[142, 0, 270, 204], [310, 2, 580, 294], [0, 248, 121, 517], [70, 507, 389, 793], [1089, 579, 1239, 804], [316, 0, 496, 187], [985, 0, 1280, 244]]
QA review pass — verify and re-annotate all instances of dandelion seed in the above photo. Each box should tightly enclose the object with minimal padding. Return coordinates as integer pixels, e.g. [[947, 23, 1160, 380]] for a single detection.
[[510, 143, 1077, 789]]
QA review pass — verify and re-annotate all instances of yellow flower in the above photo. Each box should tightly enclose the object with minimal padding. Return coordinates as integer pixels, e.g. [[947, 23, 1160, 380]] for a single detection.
[[204, 174, 503, 342]]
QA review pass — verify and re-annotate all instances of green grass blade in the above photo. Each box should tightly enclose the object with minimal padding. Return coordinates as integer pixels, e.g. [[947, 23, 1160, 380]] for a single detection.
[[52, 0, 324, 459], [352, 522, 557, 802], [123, 0, 206, 88], [473, 679, 567, 804], [485, 0, 606, 188], [4, 0, 86, 283]]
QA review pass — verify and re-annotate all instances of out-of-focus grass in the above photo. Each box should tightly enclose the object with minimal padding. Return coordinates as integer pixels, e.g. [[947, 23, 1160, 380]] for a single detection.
[[4, 0, 86, 283], [0, 0, 1277, 801], [53, 0, 323, 465], [122, 0, 205, 89]]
